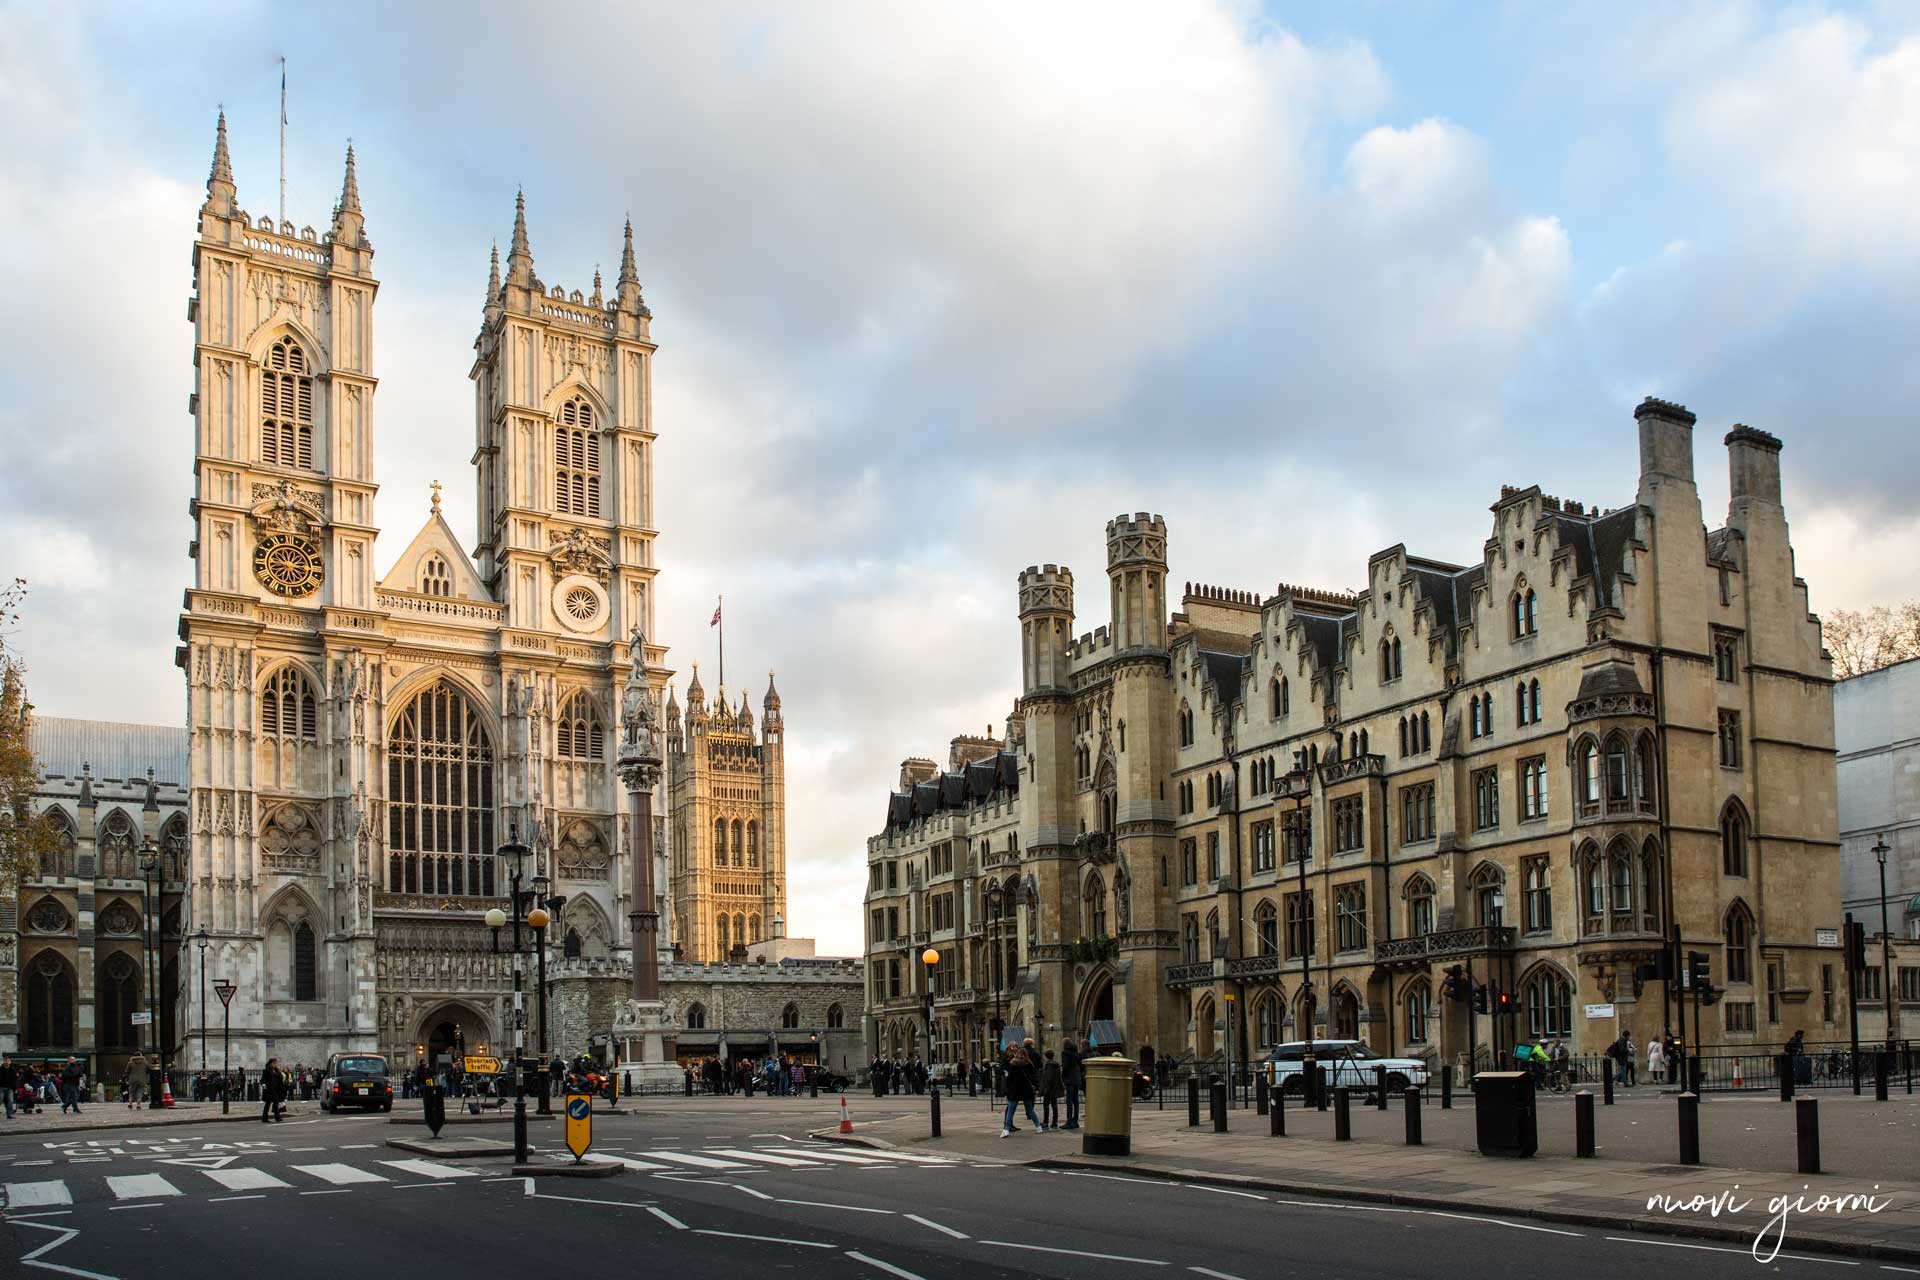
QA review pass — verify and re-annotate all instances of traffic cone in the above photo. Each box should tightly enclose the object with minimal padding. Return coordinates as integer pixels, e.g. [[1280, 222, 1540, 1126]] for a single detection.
[[838, 1095, 854, 1134], [161, 1074, 176, 1108], [1731, 1059, 1743, 1089]]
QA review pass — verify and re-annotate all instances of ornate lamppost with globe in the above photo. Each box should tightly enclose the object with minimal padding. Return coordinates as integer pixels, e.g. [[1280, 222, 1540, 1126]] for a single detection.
[[484, 830, 540, 1165]]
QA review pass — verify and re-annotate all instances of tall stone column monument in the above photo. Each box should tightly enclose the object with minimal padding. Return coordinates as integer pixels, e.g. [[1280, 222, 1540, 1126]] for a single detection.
[[612, 628, 681, 1085]]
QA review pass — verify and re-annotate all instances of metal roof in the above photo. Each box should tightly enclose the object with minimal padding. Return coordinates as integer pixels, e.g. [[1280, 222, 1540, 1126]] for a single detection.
[[30, 716, 188, 785]]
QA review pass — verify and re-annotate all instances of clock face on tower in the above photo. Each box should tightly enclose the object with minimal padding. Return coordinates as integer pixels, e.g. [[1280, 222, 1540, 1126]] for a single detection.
[[252, 533, 325, 598]]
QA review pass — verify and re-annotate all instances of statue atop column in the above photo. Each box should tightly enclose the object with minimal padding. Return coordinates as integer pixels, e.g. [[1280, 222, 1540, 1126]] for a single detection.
[[619, 626, 659, 767]]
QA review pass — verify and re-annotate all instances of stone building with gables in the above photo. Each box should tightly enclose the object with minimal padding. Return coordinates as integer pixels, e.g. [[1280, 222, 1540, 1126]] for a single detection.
[[867, 401, 1842, 1070]]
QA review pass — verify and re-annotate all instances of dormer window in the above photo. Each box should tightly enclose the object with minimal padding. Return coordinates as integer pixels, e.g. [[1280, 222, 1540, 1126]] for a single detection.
[[420, 555, 453, 598]]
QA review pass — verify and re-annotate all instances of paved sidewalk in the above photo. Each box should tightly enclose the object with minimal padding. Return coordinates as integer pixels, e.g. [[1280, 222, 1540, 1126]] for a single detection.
[[0, 1101, 299, 1136], [815, 1094, 1920, 1262]]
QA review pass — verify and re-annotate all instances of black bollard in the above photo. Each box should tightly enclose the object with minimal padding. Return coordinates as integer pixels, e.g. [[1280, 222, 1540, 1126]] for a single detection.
[[1574, 1090, 1595, 1158], [1270, 1085, 1285, 1137], [1188, 1077, 1201, 1128], [1316, 1067, 1330, 1112], [1333, 1087, 1352, 1140], [1375, 1065, 1388, 1111], [1778, 1053, 1793, 1102], [1212, 1080, 1228, 1133], [1688, 1054, 1703, 1097], [1677, 1093, 1700, 1166], [811, 1071, 819, 1099], [930, 1085, 942, 1138], [1795, 1095, 1820, 1174], [1256, 1075, 1269, 1116], [1875, 1051, 1890, 1102], [424, 1084, 445, 1138], [1441, 1064, 1453, 1110], [1404, 1087, 1422, 1146], [1602, 1067, 1614, 1106]]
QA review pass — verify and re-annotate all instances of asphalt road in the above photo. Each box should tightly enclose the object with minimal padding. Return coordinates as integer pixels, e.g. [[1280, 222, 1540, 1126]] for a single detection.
[[0, 1102, 1907, 1279]]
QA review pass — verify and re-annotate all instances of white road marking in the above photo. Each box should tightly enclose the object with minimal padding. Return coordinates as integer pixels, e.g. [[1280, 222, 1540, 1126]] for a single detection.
[[1188, 1186, 1266, 1200], [4, 1182, 73, 1208], [379, 1159, 478, 1179], [647, 1207, 688, 1230], [293, 1163, 388, 1185], [776, 1198, 894, 1214], [1425, 1211, 1581, 1237], [709, 1149, 822, 1167], [1053, 1171, 1166, 1186], [582, 1154, 673, 1172], [203, 1168, 292, 1192], [643, 1151, 750, 1170], [982, 1240, 1168, 1265], [847, 1250, 927, 1280], [904, 1213, 968, 1239], [1603, 1237, 1858, 1265], [789, 1149, 889, 1165], [340, 1144, 377, 1150], [15, 1219, 118, 1280], [209, 1195, 267, 1203], [729, 1183, 775, 1200], [827, 1149, 953, 1165], [1191, 1269, 1250, 1280], [287, 1146, 325, 1152], [300, 1189, 354, 1196], [109, 1202, 164, 1211], [694, 1229, 835, 1249], [106, 1175, 180, 1201]]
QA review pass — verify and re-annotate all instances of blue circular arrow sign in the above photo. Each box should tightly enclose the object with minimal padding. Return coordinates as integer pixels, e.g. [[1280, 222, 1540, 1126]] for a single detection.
[[567, 1097, 591, 1121]]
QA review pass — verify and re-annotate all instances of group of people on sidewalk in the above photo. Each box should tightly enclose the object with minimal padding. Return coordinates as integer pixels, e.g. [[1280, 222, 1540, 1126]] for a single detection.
[[0, 1054, 90, 1116], [998, 1035, 1083, 1137], [692, 1054, 820, 1097]]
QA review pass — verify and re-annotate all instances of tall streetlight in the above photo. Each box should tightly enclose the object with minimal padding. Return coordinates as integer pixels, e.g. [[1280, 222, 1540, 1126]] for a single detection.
[[533, 887, 566, 1114], [211, 978, 235, 1116], [1875, 835, 1895, 1043], [137, 837, 166, 1109], [484, 829, 534, 1165], [194, 926, 209, 1079], [921, 947, 940, 1074]]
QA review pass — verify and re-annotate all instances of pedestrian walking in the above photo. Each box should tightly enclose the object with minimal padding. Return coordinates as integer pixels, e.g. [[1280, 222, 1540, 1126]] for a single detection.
[[1622, 1033, 1637, 1086], [998, 1041, 1042, 1137], [1647, 1035, 1666, 1083], [1060, 1036, 1083, 1130], [1039, 1050, 1064, 1130], [126, 1051, 150, 1109], [59, 1057, 85, 1114], [0, 1056, 15, 1120], [261, 1057, 286, 1122]]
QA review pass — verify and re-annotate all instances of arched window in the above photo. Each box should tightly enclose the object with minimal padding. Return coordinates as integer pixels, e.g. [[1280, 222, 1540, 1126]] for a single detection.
[[1512, 588, 1538, 638], [717, 914, 731, 956], [386, 679, 496, 898], [1280, 677, 1290, 716], [782, 1002, 800, 1029], [1523, 968, 1572, 1038], [1406, 875, 1435, 936], [1359, 728, 1369, 755], [731, 820, 744, 867], [553, 396, 602, 517], [1721, 802, 1748, 876], [1604, 734, 1632, 811], [686, 1002, 706, 1030], [1725, 903, 1754, 984], [261, 335, 314, 469], [1529, 678, 1542, 725], [1380, 635, 1401, 682], [1254, 992, 1281, 1049], [38, 808, 76, 879], [1636, 733, 1658, 813], [1205, 909, 1221, 959], [1419, 711, 1431, 753], [563, 928, 583, 959], [1515, 680, 1528, 727], [1331, 987, 1359, 1040], [97, 952, 140, 1050], [1470, 695, 1483, 738], [1640, 841, 1663, 933], [1579, 739, 1601, 810], [161, 812, 188, 880], [1253, 900, 1278, 955], [1271, 678, 1285, 718], [1525, 590, 1538, 634], [293, 921, 317, 1001], [420, 555, 453, 598], [749, 914, 761, 942], [827, 1002, 845, 1029], [1405, 981, 1433, 1043], [714, 818, 727, 866], [261, 666, 319, 741], [555, 690, 606, 762], [1179, 707, 1194, 747], [1483, 691, 1494, 733], [1182, 916, 1200, 963], [747, 822, 759, 868], [1085, 873, 1108, 938], [1471, 863, 1505, 927], [1398, 717, 1408, 756], [99, 809, 138, 880], [1580, 845, 1605, 935], [25, 950, 75, 1047], [1609, 843, 1635, 916], [734, 913, 747, 950]]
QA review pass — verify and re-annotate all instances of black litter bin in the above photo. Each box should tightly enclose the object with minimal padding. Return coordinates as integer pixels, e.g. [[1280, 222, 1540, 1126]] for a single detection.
[[1472, 1070, 1537, 1157], [1793, 1054, 1812, 1086]]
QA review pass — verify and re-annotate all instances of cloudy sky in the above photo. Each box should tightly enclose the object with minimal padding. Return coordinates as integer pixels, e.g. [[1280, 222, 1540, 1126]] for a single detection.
[[3, 2, 1917, 954]]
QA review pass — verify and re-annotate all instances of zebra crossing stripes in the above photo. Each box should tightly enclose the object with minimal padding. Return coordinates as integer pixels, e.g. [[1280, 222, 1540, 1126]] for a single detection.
[[378, 1159, 477, 1180], [204, 1168, 293, 1192], [3, 1180, 72, 1207], [290, 1163, 388, 1186], [105, 1174, 179, 1200], [638, 1151, 753, 1170], [706, 1149, 823, 1167]]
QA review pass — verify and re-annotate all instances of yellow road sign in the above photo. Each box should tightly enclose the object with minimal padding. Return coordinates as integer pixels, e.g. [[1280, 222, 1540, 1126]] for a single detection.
[[463, 1055, 501, 1076], [565, 1093, 593, 1162]]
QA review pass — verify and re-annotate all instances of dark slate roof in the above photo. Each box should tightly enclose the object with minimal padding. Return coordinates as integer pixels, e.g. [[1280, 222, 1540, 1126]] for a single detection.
[[1588, 507, 1638, 606], [1200, 650, 1245, 707], [1576, 658, 1645, 700], [885, 751, 1021, 831], [1295, 614, 1344, 672]]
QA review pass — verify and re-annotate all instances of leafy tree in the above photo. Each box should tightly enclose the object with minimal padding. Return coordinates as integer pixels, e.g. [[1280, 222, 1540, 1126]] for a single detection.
[[1823, 601, 1920, 678], [1, 579, 59, 898]]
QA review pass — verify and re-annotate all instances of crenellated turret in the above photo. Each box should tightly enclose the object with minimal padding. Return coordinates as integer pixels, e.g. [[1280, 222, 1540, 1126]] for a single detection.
[[1106, 512, 1169, 653], [1017, 564, 1075, 695]]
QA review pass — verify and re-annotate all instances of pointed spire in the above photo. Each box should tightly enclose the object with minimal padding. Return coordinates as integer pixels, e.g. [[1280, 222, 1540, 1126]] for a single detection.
[[338, 143, 361, 214], [618, 218, 639, 285], [687, 661, 705, 703], [505, 188, 534, 286], [764, 670, 782, 712], [485, 241, 501, 311], [590, 265, 603, 309], [204, 110, 237, 217], [615, 216, 648, 316]]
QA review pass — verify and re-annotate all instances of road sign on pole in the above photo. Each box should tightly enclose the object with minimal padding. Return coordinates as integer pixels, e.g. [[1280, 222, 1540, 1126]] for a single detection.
[[213, 980, 237, 1008], [565, 1093, 593, 1163]]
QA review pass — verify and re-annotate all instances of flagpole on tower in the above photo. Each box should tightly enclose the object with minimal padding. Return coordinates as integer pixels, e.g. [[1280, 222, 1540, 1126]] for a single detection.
[[718, 596, 725, 690], [279, 57, 288, 226]]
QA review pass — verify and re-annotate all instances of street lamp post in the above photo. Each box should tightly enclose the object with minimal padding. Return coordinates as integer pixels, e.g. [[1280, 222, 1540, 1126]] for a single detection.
[[1285, 786, 1317, 1102], [1875, 836, 1896, 1043], [986, 884, 1005, 1074], [138, 837, 165, 1109], [529, 874, 555, 1115], [921, 947, 940, 1080], [212, 979, 235, 1115], [485, 829, 534, 1166], [195, 927, 209, 1080]]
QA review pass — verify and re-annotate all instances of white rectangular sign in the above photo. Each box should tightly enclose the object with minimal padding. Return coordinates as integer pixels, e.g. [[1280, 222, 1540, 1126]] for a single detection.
[[1815, 928, 1839, 947], [129, 1012, 154, 1025], [1583, 1003, 1615, 1019]]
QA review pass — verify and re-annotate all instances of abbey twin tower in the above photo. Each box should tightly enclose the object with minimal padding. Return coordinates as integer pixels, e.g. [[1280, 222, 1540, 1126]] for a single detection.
[[171, 116, 786, 1068]]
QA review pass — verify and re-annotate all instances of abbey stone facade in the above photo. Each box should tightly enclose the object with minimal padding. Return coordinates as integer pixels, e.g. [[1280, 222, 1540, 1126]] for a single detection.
[[867, 402, 1842, 1070], [174, 115, 677, 1070]]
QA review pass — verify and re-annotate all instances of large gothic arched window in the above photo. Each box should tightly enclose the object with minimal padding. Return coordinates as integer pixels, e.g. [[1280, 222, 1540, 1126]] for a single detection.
[[553, 397, 601, 517], [98, 952, 140, 1050], [25, 951, 75, 1048], [99, 809, 138, 880], [555, 690, 605, 762], [386, 680, 497, 898], [261, 335, 314, 469], [38, 808, 76, 879], [261, 666, 319, 741]]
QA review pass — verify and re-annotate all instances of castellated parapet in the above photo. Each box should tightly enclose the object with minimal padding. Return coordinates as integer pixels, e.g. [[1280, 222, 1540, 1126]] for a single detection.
[[1018, 564, 1075, 694]]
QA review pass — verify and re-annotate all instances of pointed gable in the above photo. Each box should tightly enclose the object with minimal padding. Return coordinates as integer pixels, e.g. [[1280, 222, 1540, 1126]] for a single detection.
[[379, 507, 491, 602]]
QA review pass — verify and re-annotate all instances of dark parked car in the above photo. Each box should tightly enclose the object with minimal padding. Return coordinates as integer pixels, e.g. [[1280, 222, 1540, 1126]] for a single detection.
[[320, 1053, 393, 1112]]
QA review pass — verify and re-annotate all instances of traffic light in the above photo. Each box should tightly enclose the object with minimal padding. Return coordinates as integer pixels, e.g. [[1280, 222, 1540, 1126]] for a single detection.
[[1845, 919, 1868, 973], [1635, 950, 1672, 984], [1686, 950, 1711, 990], [1442, 964, 1468, 1001], [1495, 988, 1512, 1015], [1700, 983, 1724, 1008], [1472, 984, 1489, 1015]]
